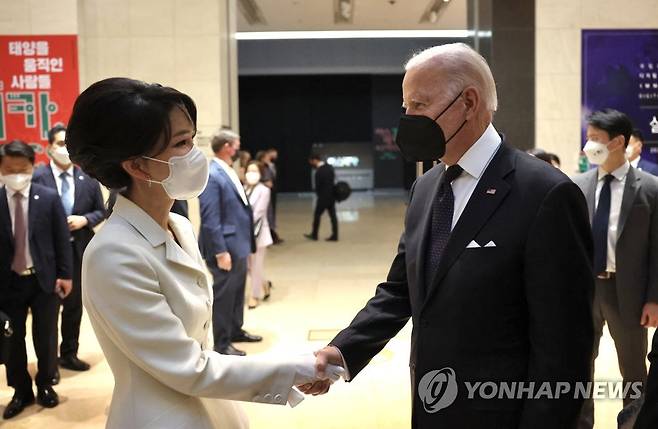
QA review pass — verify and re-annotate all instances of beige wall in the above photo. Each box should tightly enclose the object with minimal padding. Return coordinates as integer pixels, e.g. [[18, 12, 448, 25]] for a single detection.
[[77, 0, 239, 142], [0, 0, 78, 34], [536, 0, 658, 174]]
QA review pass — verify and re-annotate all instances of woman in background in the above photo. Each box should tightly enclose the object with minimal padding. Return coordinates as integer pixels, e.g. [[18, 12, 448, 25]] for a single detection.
[[66, 77, 342, 429], [245, 161, 273, 309]]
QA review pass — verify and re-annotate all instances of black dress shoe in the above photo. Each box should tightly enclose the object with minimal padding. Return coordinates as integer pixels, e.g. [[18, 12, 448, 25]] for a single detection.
[[325, 236, 338, 242], [232, 330, 263, 343], [218, 345, 246, 356], [3, 393, 35, 419], [59, 355, 91, 371], [36, 386, 59, 408], [51, 370, 60, 386], [303, 234, 318, 241]]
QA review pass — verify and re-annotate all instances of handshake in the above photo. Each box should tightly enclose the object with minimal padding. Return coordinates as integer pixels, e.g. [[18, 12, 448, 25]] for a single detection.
[[292, 346, 346, 400]]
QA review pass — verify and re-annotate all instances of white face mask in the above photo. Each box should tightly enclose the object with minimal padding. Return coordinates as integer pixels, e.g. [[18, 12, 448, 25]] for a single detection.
[[583, 140, 610, 165], [245, 171, 261, 186], [51, 145, 71, 166], [143, 146, 209, 200], [3, 173, 32, 192]]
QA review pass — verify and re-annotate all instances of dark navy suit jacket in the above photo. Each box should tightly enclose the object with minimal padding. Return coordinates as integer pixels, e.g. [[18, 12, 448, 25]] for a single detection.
[[198, 160, 254, 263], [638, 158, 658, 176], [0, 183, 72, 293], [32, 164, 105, 257]]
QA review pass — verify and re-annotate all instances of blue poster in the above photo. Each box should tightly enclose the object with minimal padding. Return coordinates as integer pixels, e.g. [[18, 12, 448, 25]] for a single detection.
[[582, 30, 658, 161]]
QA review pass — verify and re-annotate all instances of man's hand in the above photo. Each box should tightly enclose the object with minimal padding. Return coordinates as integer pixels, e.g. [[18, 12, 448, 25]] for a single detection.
[[298, 346, 344, 396], [55, 279, 73, 299], [641, 302, 658, 327], [216, 252, 232, 271], [67, 215, 88, 231]]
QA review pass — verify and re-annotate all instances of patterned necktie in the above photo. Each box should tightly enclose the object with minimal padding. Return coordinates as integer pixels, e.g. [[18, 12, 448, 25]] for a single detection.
[[424, 164, 464, 290], [60, 171, 73, 216], [11, 192, 27, 274], [592, 174, 614, 275]]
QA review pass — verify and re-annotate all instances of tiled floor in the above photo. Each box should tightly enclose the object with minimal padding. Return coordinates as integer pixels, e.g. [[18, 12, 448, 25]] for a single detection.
[[0, 191, 650, 428]]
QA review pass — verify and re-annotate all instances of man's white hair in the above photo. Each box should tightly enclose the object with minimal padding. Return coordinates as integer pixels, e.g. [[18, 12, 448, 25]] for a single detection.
[[405, 43, 498, 112]]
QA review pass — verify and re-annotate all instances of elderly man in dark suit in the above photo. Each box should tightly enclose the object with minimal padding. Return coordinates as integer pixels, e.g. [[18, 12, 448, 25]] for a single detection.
[[199, 129, 261, 357], [0, 140, 72, 419], [571, 110, 658, 429], [32, 125, 105, 376], [302, 43, 595, 429]]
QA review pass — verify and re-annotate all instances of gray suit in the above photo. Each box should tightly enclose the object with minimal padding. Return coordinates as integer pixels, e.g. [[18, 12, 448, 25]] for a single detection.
[[572, 166, 658, 429]]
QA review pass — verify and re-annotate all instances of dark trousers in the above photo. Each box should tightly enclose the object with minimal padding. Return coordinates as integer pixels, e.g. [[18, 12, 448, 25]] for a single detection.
[[311, 200, 338, 239], [58, 244, 83, 358], [579, 277, 648, 429], [2, 274, 58, 394], [207, 257, 247, 352]]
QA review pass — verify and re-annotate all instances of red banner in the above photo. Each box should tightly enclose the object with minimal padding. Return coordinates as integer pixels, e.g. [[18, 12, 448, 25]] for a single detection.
[[0, 35, 79, 165]]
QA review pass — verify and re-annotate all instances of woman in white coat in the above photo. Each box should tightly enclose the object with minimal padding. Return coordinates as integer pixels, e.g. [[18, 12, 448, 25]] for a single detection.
[[65, 78, 342, 429], [245, 162, 273, 309]]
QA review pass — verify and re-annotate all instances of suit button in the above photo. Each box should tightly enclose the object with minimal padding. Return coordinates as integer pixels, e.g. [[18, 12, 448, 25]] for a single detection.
[[274, 394, 282, 403], [264, 393, 272, 402], [206, 299, 212, 307], [204, 321, 209, 330], [197, 277, 204, 287]]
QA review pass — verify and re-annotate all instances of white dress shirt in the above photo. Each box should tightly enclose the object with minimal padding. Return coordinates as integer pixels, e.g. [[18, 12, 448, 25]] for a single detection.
[[5, 184, 34, 269], [214, 158, 248, 205], [630, 157, 640, 169], [594, 161, 629, 273], [50, 160, 76, 198], [449, 122, 503, 229]]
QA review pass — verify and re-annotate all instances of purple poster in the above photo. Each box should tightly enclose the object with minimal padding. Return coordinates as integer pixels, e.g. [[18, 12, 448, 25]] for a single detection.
[[582, 30, 658, 161]]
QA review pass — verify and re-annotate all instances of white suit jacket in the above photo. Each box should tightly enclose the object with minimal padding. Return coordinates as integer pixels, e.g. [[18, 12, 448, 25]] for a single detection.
[[82, 195, 296, 429], [247, 183, 273, 249]]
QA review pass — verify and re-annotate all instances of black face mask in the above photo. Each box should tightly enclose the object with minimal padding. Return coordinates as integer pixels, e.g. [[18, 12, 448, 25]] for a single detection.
[[395, 90, 468, 162]]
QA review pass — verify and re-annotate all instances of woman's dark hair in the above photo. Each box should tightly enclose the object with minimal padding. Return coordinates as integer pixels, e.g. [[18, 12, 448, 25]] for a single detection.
[[247, 160, 267, 177], [0, 140, 35, 164], [66, 77, 197, 189], [587, 108, 633, 147]]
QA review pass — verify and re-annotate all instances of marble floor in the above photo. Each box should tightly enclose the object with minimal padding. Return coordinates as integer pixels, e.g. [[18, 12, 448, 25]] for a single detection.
[[0, 191, 650, 428]]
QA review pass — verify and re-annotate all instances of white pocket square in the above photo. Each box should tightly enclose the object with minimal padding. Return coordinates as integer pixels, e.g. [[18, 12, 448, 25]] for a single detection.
[[466, 240, 481, 249], [484, 241, 497, 248]]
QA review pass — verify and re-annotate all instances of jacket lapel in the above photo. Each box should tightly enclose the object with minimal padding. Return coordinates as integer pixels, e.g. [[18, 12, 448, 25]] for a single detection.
[[28, 186, 40, 239], [166, 215, 207, 276], [0, 187, 12, 244], [581, 170, 598, 223], [113, 195, 206, 276], [44, 164, 58, 190], [422, 145, 514, 310], [617, 167, 641, 238], [215, 162, 248, 207], [72, 166, 83, 213], [416, 165, 445, 299]]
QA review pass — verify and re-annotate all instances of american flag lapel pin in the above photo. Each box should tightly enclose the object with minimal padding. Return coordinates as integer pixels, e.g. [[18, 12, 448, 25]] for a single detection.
[[486, 188, 496, 195]]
